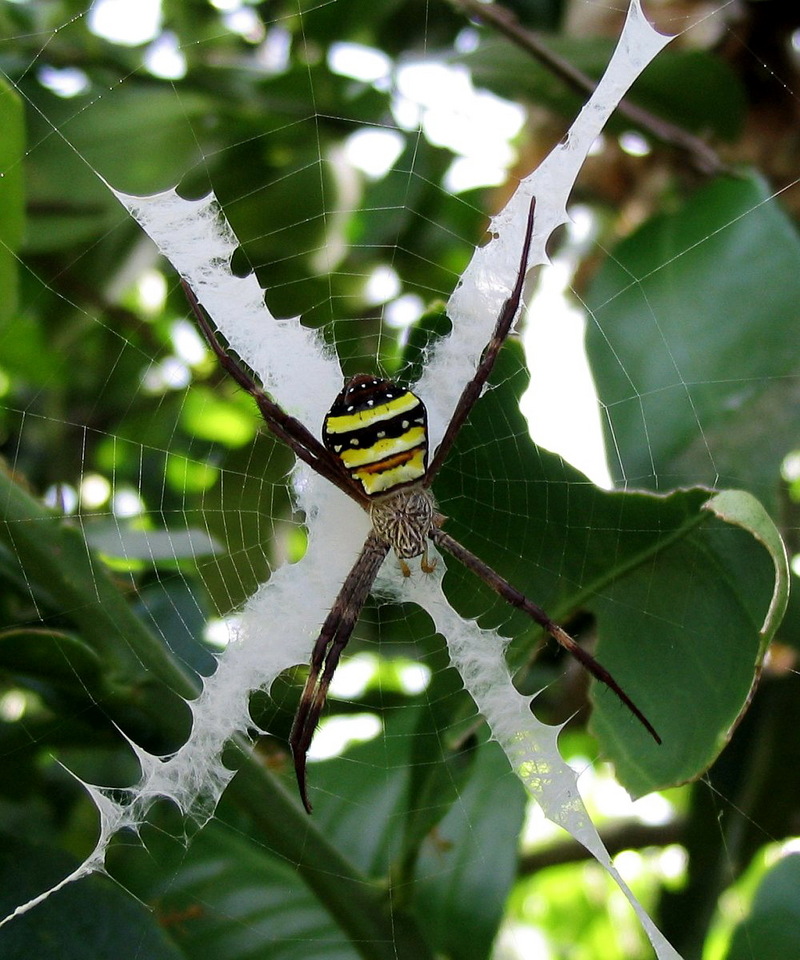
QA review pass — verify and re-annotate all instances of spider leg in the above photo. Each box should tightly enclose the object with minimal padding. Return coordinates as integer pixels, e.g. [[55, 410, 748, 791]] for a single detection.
[[182, 282, 367, 508], [430, 527, 661, 744], [289, 532, 390, 813], [425, 196, 537, 484]]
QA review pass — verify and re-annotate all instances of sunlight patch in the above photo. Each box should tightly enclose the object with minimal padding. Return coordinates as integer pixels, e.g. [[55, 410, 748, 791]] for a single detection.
[[329, 42, 392, 83], [309, 714, 383, 761], [145, 31, 186, 79], [345, 128, 405, 180], [89, 0, 161, 46], [37, 65, 90, 98]]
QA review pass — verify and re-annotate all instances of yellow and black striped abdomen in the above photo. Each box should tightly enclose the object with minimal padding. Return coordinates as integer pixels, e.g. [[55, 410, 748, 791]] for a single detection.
[[323, 375, 428, 497]]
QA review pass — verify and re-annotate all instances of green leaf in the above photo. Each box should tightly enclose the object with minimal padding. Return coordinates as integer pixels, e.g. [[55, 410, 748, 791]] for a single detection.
[[0, 836, 184, 960], [411, 740, 526, 960], [23, 84, 210, 251], [706, 490, 790, 637], [135, 578, 219, 677], [309, 708, 434, 874], [0, 628, 102, 689], [586, 173, 800, 512], [165, 452, 221, 493], [0, 467, 198, 699], [589, 488, 787, 796], [309, 716, 525, 959], [724, 854, 800, 960], [0, 74, 24, 329], [0, 473, 434, 960], [181, 386, 260, 447], [111, 818, 358, 960], [395, 695, 479, 884], [434, 344, 782, 796]]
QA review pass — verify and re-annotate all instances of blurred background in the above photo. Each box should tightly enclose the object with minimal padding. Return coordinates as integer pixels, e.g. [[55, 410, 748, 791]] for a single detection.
[[0, 1, 799, 958]]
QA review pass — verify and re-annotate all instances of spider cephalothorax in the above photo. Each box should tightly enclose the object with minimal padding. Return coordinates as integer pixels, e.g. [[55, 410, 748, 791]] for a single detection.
[[183, 197, 660, 814], [369, 487, 437, 574]]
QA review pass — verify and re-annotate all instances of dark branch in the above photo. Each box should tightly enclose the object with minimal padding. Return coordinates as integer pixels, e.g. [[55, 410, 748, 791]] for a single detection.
[[450, 0, 725, 176], [519, 817, 685, 875], [431, 526, 661, 744]]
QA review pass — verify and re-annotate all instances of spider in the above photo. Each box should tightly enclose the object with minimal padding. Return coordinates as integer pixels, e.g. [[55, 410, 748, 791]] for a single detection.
[[183, 197, 660, 813]]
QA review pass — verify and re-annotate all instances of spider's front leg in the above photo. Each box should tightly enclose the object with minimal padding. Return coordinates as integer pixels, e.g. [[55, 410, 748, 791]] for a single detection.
[[289, 532, 390, 813], [183, 282, 366, 509]]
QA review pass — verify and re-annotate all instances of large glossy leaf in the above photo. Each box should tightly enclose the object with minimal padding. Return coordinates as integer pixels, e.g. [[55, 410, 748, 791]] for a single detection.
[[586, 173, 800, 512], [589, 488, 785, 795], [308, 705, 477, 875], [23, 83, 211, 248], [0, 469, 199, 704], [0, 628, 102, 689], [112, 818, 358, 960], [105, 710, 521, 960], [410, 740, 526, 960], [434, 343, 785, 796], [310, 714, 526, 960]]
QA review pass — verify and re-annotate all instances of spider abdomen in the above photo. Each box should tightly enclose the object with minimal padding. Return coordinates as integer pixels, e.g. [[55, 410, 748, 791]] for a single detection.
[[323, 375, 428, 497]]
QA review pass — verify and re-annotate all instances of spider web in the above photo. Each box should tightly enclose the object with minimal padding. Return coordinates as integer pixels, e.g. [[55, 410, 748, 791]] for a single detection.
[[0, 1, 797, 958]]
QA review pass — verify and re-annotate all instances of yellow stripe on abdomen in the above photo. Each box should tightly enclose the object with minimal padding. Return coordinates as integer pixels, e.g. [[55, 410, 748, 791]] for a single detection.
[[322, 376, 428, 498], [325, 391, 420, 434], [338, 427, 425, 468], [352, 448, 427, 496]]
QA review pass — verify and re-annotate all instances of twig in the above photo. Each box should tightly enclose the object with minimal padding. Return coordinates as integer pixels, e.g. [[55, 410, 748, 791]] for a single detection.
[[451, 0, 726, 175], [519, 817, 685, 875]]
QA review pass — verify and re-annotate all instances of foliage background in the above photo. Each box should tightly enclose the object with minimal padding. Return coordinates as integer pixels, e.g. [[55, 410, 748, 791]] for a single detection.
[[0, 1, 798, 958]]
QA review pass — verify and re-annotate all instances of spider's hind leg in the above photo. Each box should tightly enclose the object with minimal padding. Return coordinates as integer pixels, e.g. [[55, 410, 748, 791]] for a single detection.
[[430, 526, 661, 745], [420, 543, 437, 574]]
